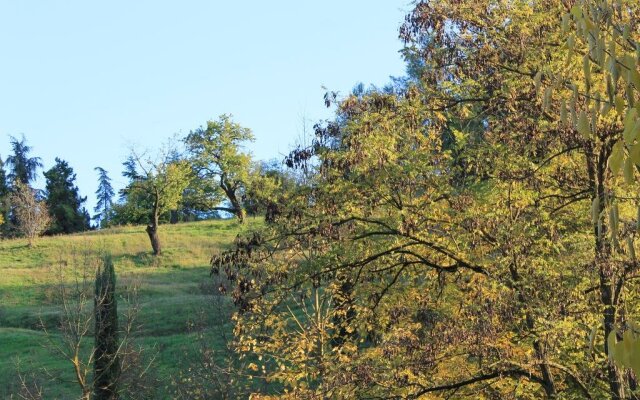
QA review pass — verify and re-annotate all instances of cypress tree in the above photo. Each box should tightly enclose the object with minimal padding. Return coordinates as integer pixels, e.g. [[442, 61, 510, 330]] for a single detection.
[[94, 255, 120, 400]]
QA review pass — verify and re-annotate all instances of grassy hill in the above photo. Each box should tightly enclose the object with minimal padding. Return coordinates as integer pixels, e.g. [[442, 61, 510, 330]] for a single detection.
[[0, 219, 254, 399]]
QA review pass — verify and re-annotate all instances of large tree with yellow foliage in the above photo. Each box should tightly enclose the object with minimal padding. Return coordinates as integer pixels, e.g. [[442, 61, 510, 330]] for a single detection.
[[212, 1, 640, 398]]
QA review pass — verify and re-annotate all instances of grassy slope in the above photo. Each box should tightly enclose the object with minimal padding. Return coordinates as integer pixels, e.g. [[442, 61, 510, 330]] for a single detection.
[[0, 219, 253, 399]]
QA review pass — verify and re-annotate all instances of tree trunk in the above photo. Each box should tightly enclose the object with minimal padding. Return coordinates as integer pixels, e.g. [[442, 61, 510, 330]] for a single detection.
[[146, 211, 161, 256], [220, 177, 245, 224], [588, 143, 625, 400], [508, 258, 556, 397], [227, 191, 245, 224]]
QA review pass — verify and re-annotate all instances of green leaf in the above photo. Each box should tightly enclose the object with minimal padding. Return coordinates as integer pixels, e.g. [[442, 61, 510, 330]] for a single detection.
[[591, 196, 600, 225], [624, 156, 635, 184], [609, 329, 618, 361], [534, 71, 542, 96], [570, 5, 582, 19], [583, 55, 591, 90], [616, 96, 626, 116], [560, 99, 568, 125], [609, 142, 624, 175], [623, 109, 638, 145], [577, 110, 591, 138], [627, 237, 636, 261]]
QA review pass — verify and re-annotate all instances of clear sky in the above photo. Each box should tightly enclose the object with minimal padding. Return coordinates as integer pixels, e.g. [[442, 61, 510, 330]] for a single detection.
[[0, 1, 409, 214]]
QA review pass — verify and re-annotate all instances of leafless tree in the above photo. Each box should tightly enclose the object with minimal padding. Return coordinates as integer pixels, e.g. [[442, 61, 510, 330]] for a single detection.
[[10, 181, 50, 246]]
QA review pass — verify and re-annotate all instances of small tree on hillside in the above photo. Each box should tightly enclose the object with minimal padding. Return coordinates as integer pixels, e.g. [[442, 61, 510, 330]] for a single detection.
[[184, 115, 254, 223], [10, 181, 50, 246], [121, 150, 191, 255]]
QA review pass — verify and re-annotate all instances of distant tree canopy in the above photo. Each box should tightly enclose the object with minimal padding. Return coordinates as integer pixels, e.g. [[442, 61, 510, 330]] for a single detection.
[[44, 158, 90, 235]]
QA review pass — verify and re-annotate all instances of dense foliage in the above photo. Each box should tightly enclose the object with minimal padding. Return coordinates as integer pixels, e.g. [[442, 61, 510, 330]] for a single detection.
[[211, 1, 640, 398], [6, 1, 640, 399]]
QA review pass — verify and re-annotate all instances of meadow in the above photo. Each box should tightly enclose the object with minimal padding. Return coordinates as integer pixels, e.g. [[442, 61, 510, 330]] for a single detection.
[[0, 219, 254, 399]]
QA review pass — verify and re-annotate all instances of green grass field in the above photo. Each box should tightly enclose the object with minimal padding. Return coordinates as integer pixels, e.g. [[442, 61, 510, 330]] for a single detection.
[[0, 219, 254, 399]]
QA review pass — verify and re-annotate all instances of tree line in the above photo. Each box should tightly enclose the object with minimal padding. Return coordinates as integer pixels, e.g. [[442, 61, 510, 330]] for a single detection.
[[1, 115, 292, 253]]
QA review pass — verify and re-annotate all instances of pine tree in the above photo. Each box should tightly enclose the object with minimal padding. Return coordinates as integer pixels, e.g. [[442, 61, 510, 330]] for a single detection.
[[44, 158, 89, 234], [6, 134, 43, 185], [94, 167, 115, 228], [93, 254, 120, 400], [0, 156, 10, 229]]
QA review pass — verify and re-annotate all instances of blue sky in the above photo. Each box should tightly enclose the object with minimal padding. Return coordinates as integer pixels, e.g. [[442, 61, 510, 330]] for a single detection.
[[0, 1, 409, 213]]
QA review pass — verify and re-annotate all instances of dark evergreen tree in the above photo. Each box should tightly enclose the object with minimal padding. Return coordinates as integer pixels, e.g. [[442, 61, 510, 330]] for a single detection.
[[94, 254, 120, 399], [0, 156, 10, 227], [6, 135, 43, 185], [44, 158, 89, 234], [94, 167, 115, 228]]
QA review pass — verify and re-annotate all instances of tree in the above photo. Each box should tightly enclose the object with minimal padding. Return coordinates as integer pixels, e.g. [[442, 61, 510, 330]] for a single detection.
[[94, 167, 115, 228], [210, 1, 640, 398], [94, 254, 120, 400], [37, 252, 154, 400], [0, 155, 10, 230], [121, 150, 191, 255], [10, 181, 50, 246], [110, 156, 152, 226], [44, 158, 90, 235], [184, 115, 255, 223], [243, 159, 296, 222], [6, 134, 43, 185]]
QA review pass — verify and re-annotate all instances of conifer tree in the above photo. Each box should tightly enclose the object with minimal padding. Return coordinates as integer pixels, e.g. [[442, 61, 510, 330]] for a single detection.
[[94, 167, 115, 228], [93, 254, 120, 400], [6, 134, 42, 185], [0, 156, 10, 229], [44, 158, 89, 234]]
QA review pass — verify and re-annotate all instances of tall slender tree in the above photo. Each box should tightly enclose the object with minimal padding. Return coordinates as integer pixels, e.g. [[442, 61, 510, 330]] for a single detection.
[[0, 156, 10, 228], [6, 134, 42, 185], [94, 167, 115, 228], [94, 254, 120, 400]]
